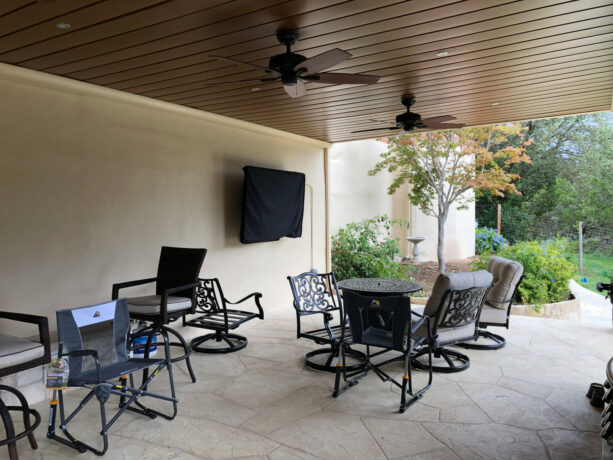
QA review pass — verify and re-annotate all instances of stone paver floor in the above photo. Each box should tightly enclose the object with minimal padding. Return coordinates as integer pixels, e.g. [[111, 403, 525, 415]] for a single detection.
[[12, 308, 613, 459]]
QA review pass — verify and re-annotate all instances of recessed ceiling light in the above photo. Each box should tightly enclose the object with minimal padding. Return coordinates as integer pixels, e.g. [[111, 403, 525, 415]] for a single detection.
[[55, 22, 71, 29], [437, 51, 449, 57], [251, 87, 260, 92], [491, 102, 500, 106]]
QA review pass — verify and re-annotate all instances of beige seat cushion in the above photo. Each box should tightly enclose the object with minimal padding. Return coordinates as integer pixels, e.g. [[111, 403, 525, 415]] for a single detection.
[[127, 295, 192, 315], [486, 256, 524, 309], [0, 333, 44, 370], [479, 302, 508, 324]]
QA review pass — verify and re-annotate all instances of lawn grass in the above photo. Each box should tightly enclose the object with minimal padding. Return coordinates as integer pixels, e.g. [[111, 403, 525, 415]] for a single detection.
[[565, 251, 613, 295]]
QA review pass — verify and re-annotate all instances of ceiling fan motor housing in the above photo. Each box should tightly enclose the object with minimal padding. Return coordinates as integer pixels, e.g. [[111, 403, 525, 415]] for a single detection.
[[268, 52, 307, 85], [396, 111, 422, 130]]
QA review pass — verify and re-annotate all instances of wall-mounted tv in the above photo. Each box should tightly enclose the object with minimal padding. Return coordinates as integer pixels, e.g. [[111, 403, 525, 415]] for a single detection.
[[240, 166, 305, 244]]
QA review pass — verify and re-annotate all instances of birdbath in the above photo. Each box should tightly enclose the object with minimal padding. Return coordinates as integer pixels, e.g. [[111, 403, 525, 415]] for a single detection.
[[406, 236, 425, 263]]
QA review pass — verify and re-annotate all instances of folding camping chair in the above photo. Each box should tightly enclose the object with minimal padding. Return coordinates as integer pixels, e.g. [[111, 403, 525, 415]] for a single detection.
[[47, 299, 178, 456]]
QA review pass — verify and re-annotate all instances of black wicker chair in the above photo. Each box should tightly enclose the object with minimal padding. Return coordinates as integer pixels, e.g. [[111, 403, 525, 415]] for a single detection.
[[112, 246, 206, 383], [0, 312, 50, 460], [333, 292, 433, 413], [287, 272, 365, 372], [412, 271, 493, 373], [184, 278, 264, 353], [48, 299, 177, 456]]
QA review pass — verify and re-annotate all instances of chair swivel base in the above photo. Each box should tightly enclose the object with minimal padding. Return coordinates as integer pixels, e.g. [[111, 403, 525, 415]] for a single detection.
[[305, 346, 366, 373], [412, 347, 470, 373], [457, 329, 506, 350], [191, 332, 248, 354]]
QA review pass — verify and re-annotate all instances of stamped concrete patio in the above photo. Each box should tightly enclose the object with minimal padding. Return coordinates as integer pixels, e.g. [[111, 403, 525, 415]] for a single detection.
[[17, 308, 612, 460]]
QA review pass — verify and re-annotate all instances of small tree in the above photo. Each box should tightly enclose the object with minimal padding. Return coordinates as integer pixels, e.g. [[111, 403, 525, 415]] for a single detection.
[[369, 124, 531, 273]]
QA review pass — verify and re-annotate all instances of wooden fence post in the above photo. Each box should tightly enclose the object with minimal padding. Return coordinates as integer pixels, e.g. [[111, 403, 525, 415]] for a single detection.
[[578, 221, 583, 272], [497, 204, 501, 235]]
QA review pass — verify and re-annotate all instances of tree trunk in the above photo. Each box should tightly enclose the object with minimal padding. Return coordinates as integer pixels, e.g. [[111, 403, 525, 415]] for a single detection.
[[437, 211, 448, 274]]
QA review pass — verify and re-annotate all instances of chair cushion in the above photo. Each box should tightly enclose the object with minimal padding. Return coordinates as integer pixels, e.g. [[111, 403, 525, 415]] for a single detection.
[[479, 302, 509, 324], [127, 295, 192, 315], [0, 333, 44, 371], [424, 270, 493, 317], [486, 256, 524, 309]]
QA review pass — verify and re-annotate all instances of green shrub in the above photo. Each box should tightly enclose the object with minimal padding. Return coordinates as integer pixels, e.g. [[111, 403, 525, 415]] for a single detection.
[[475, 227, 508, 254], [473, 238, 574, 305], [331, 215, 415, 281]]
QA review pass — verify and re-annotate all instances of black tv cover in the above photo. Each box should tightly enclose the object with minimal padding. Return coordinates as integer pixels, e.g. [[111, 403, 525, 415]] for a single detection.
[[240, 166, 305, 244]]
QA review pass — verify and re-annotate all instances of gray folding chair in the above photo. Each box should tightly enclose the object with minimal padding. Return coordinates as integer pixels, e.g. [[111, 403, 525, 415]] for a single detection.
[[47, 299, 178, 456]]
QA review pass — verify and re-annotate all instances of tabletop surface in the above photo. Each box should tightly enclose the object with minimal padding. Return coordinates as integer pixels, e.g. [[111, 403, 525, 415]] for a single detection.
[[337, 278, 422, 294]]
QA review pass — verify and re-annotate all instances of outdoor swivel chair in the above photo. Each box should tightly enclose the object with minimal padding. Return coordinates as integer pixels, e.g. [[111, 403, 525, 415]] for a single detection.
[[112, 246, 206, 383], [0, 311, 50, 460], [48, 299, 178, 456], [412, 271, 493, 373], [288, 272, 365, 372], [184, 278, 264, 353], [333, 292, 433, 413], [459, 256, 524, 350]]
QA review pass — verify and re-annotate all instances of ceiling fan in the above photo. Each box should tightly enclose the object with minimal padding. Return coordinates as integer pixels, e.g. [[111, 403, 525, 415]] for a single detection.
[[207, 29, 380, 98], [352, 97, 465, 134]]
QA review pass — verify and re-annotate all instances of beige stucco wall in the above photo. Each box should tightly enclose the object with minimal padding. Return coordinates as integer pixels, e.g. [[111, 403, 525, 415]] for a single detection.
[[329, 139, 475, 262], [0, 63, 329, 337]]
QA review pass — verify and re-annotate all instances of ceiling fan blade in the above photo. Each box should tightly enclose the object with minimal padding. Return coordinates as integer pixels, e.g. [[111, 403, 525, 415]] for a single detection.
[[351, 126, 398, 133], [284, 80, 306, 98], [420, 115, 456, 124], [309, 72, 380, 85], [208, 55, 267, 71], [423, 123, 466, 129], [294, 48, 351, 74], [202, 77, 275, 87], [369, 118, 390, 124]]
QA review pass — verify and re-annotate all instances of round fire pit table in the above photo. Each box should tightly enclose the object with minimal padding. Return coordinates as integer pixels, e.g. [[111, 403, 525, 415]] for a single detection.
[[337, 278, 422, 297]]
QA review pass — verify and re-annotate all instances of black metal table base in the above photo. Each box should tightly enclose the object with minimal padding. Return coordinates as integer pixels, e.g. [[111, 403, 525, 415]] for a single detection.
[[412, 347, 470, 373], [457, 329, 506, 350], [191, 332, 248, 354], [0, 385, 41, 460], [305, 346, 366, 373]]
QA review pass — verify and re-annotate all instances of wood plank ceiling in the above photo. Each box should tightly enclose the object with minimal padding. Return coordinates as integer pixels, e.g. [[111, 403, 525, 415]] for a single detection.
[[1, 0, 611, 143]]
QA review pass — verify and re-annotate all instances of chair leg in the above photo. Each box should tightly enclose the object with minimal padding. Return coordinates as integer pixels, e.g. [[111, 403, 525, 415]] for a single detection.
[[457, 329, 506, 350], [163, 325, 197, 383], [0, 397, 17, 460], [0, 384, 42, 458]]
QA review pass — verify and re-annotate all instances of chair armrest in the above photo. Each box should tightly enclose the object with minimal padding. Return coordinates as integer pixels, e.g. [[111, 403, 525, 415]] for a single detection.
[[298, 309, 334, 321], [224, 292, 264, 319], [410, 315, 428, 335], [112, 277, 157, 299], [158, 282, 199, 318], [60, 349, 101, 382], [161, 282, 198, 296], [0, 311, 51, 364]]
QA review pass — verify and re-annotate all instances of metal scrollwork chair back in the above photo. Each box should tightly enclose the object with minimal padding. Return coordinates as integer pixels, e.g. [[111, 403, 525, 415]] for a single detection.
[[437, 285, 492, 329], [287, 272, 365, 373], [288, 272, 341, 314]]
